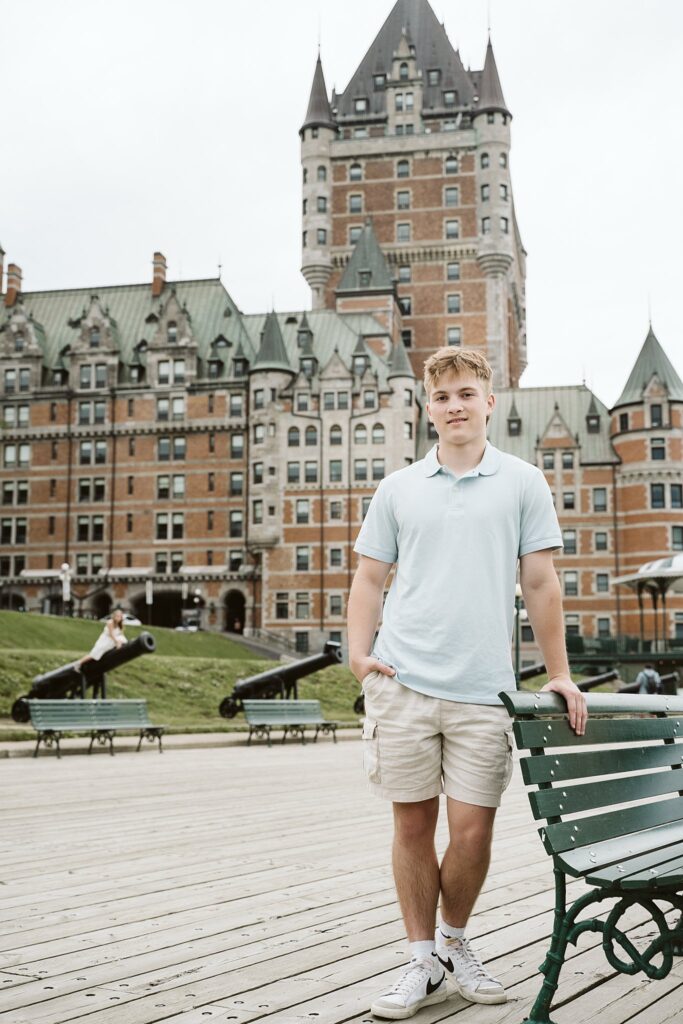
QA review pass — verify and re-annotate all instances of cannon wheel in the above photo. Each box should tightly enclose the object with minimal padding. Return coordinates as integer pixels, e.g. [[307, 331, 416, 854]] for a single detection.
[[219, 696, 240, 719], [11, 696, 30, 723], [353, 694, 365, 716]]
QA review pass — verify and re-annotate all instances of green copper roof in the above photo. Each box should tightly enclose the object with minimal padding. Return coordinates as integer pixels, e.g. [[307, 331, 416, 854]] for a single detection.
[[475, 37, 509, 115], [387, 336, 415, 379], [301, 54, 336, 132], [252, 310, 293, 373], [337, 222, 394, 294], [614, 326, 683, 408]]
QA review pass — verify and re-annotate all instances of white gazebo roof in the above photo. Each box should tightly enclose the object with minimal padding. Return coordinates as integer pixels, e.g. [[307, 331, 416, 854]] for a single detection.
[[613, 555, 683, 594]]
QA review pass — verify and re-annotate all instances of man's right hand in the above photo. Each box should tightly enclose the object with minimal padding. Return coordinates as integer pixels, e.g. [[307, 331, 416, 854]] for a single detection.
[[351, 658, 396, 684]]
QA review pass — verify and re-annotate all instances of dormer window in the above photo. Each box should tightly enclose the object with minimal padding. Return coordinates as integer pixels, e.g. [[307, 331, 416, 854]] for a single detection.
[[399, 62, 409, 80], [586, 414, 600, 433], [208, 359, 222, 379], [353, 355, 367, 375], [373, 74, 386, 90], [53, 369, 66, 385], [233, 358, 247, 378], [443, 91, 457, 107], [507, 417, 521, 436], [358, 271, 371, 288], [301, 357, 314, 377], [167, 322, 177, 344], [355, 97, 368, 113], [89, 326, 100, 348], [427, 69, 440, 86], [14, 332, 24, 352], [130, 366, 142, 383]]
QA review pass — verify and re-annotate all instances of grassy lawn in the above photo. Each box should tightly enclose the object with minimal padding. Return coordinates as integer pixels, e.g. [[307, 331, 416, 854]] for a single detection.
[[0, 611, 362, 737]]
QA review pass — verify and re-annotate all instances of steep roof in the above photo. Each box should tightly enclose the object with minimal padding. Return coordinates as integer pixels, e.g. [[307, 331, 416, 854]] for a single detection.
[[252, 310, 293, 373], [336, 221, 394, 294], [475, 37, 509, 115], [335, 0, 474, 118], [301, 54, 336, 132], [387, 336, 415, 379], [614, 326, 683, 408]]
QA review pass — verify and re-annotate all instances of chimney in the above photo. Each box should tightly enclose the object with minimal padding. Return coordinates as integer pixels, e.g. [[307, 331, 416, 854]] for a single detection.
[[152, 252, 167, 298], [5, 263, 22, 308]]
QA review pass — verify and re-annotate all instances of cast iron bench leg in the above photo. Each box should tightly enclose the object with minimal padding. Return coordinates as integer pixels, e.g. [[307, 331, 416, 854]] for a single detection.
[[137, 730, 143, 752], [33, 733, 42, 758], [332, 725, 337, 744]]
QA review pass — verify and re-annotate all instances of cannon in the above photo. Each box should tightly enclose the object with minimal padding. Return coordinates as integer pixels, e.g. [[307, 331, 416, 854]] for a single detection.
[[576, 669, 620, 692], [11, 631, 156, 722], [618, 670, 679, 696], [219, 640, 343, 718]]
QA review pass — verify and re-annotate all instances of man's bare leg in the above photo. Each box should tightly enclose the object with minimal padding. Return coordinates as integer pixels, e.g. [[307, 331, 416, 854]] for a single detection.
[[392, 797, 440, 939], [440, 798, 496, 927]]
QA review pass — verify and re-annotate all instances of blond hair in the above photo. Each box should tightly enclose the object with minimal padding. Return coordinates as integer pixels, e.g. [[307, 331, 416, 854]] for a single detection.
[[423, 347, 493, 397]]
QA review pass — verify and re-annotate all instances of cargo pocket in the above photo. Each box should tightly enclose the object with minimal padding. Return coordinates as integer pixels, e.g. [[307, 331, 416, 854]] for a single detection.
[[362, 717, 381, 783]]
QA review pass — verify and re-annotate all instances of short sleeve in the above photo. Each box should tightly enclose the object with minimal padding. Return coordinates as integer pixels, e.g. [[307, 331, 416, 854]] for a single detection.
[[353, 479, 398, 564], [519, 468, 563, 557]]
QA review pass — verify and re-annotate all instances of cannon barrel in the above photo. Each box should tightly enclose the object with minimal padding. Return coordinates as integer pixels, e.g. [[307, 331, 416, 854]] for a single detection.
[[576, 669, 620, 692], [219, 641, 342, 718], [518, 662, 546, 681], [11, 631, 156, 722], [618, 670, 679, 696]]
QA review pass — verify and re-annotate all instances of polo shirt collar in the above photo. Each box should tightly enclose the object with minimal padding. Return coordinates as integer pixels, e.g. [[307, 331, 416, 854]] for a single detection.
[[423, 440, 502, 477]]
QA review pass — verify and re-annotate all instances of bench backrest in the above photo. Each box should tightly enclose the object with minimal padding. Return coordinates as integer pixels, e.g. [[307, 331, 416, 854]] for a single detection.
[[500, 691, 683, 875], [243, 699, 323, 725], [29, 699, 152, 730]]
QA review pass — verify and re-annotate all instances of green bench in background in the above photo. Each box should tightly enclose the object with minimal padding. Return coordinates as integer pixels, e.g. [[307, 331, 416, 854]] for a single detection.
[[500, 690, 683, 1024], [243, 699, 337, 747], [28, 699, 165, 758]]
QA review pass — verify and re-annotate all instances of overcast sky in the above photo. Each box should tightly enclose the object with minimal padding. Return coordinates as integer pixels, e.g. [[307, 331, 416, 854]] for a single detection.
[[2, 0, 682, 407]]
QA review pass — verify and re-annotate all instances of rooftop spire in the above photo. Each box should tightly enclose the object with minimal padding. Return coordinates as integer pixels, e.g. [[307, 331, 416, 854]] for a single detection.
[[301, 54, 336, 134], [614, 325, 683, 408], [252, 311, 293, 374], [476, 36, 510, 116], [336, 220, 394, 294], [387, 334, 415, 380]]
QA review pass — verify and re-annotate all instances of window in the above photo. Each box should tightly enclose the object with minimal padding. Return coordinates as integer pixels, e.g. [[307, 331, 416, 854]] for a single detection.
[[94, 364, 107, 388], [354, 459, 368, 481], [673, 526, 683, 551], [397, 190, 410, 210], [208, 472, 215, 492], [329, 594, 343, 616], [372, 424, 385, 444], [562, 452, 574, 469], [230, 471, 244, 496], [562, 529, 577, 554], [444, 263, 461, 285], [329, 500, 343, 521], [229, 510, 243, 538], [405, 92, 414, 111], [79, 440, 92, 465], [397, 223, 411, 242], [671, 484, 682, 509], [252, 500, 263, 524], [329, 424, 342, 446], [595, 532, 608, 551], [596, 573, 609, 593], [447, 327, 462, 347], [397, 265, 412, 284], [481, 152, 489, 169], [445, 219, 459, 239], [373, 74, 386, 90], [500, 152, 508, 168], [354, 424, 367, 445], [401, 328, 412, 348], [363, 390, 375, 408], [173, 436, 186, 460], [305, 425, 318, 446], [397, 159, 410, 179], [296, 546, 309, 571], [229, 394, 243, 417], [650, 483, 665, 509], [597, 617, 611, 639], [252, 462, 263, 485], [354, 97, 367, 113], [651, 438, 665, 461], [158, 437, 170, 462], [296, 499, 310, 523], [593, 487, 607, 512], [399, 61, 409, 80], [447, 294, 461, 314], [395, 92, 404, 112], [650, 404, 663, 427], [563, 492, 575, 510], [619, 412, 628, 431], [330, 548, 342, 567], [129, 437, 135, 456], [349, 226, 363, 244], [253, 423, 265, 445], [304, 461, 317, 484], [253, 388, 265, 410], [349, 194, 362, 214], [18, 368, 30, 392], [287, 462, 300, 483], [445, 187, 459, 207], [157, 398, 170, 421], [317, 228, 327, 245], [481, 184, 490, 202], [329, 459, 342, 482], [349, 162, 362, 181], [500, 217, 509, 234], [158, 360, 170, 385], [481, 217, 491, 234], [157, 475, 170, 500], [372, 458, 385, 480], [500, 183, 509, 201], [231, 433, 244, 458], [404, 421, 413, 440], [79, 364, 92, 388], [288, 426, 300, 448], [126, 512, 133, 534], [362, 496, 372, 518], [276, 593, 289, 620], [317, 165, 327, 182], [399, 296, 412, 315], [444, 155, 458, 174], [4, 369, 16, 393], [295, 592, 310, 619], [542, 452, 554, 470], [564, 571, 578, 597], [317, 196, 327, 213]]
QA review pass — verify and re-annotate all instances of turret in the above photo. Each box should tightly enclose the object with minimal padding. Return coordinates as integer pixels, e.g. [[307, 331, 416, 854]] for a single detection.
[[300, 54, 337, 309]]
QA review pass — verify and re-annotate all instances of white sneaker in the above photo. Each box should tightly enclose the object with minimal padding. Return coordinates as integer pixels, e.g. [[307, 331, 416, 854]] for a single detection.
[[435, 933, 506, 1004], [371, 954, 448, 1019]]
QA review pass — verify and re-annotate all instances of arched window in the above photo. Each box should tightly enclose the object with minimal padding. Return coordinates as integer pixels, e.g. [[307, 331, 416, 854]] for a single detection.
[[372, 424, 385, 444], [329, 424, 342, 446], [480, 152, 489, 169], [89, 326, 100, 348], [288, 426, 300, 447], [397, 159, 410, 179], [305, 424, 318, 446], [317, 165, 327, 182], [354, 423, 368, 445], [167, 321, 177, 344], [349, 162, 362, 181], [445, 155, 458, 174], [399, 62, 409, 80]]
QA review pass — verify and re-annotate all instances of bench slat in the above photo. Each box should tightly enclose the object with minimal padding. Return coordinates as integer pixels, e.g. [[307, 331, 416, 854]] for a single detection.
[[620, 856, 683, 889], [544, 795, 683, 855], [558, 820, 683, 876], [501, 691, 683, 717], [530, 764, 683, 819], [521, 743, 683, 785], [585, 842, 683, 887], [514, 716, 683, 750]]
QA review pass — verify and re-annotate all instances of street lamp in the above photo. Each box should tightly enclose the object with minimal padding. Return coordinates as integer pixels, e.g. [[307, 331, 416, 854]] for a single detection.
[[59, 562, 72, 618]]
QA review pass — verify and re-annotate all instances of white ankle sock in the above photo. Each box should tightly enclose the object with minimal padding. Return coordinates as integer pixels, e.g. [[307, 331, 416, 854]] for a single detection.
[[439, 918, 465, 939], [409, 940, 436, 961]]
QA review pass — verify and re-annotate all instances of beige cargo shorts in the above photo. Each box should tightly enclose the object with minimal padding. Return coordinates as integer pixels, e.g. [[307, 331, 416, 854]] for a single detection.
[[361, 670, 514, 806]]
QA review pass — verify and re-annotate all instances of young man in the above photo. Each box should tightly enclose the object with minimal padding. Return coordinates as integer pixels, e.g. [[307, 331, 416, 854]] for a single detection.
[[347, 348, 587, 1020]]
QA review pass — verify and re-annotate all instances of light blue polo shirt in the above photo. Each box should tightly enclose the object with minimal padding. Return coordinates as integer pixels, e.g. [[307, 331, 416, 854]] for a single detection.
[[353, 441, 562, 705]]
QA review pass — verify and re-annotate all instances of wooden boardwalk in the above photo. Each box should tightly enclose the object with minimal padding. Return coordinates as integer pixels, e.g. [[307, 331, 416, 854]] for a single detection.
[[1, 739, 682, 1024]]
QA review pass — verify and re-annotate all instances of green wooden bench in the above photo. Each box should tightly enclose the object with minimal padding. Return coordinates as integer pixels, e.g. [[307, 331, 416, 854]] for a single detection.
[[500, 690, 683, 1024], [28, 699, 165, 758], [243, 699, 337, 747]]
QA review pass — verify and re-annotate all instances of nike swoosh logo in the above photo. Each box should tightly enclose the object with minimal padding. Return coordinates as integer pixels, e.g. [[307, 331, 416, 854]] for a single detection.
[[426, 973, 445, 994], [437, 954, 454, 973]]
